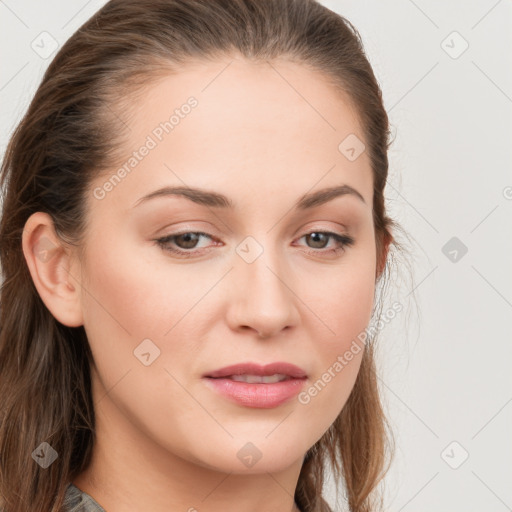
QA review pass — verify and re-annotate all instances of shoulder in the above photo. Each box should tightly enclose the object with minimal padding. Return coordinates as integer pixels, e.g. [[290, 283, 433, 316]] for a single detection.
[[0, 484, 105, 512], [63, 483, 107, 512], [0, 485, 106, 512]]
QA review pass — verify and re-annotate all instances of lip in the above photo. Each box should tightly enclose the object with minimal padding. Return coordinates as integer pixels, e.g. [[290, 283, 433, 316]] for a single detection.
[[202, 362, 308, 409], [203, 362, 307, 379]]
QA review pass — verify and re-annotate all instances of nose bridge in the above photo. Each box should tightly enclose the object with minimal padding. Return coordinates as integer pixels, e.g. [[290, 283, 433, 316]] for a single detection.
[[229, 231, 299, 337]]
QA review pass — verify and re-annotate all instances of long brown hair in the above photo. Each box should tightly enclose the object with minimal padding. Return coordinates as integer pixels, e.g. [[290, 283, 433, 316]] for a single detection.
[[0, 1, 399, 510]]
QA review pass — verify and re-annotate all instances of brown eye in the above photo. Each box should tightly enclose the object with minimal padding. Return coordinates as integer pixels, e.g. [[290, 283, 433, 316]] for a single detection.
[[173, 232, 202, 249], [297, 231, 355, 257], [155, 231, 216, 258], [304, 232, 330, 249], [155, 230, 354, 260]]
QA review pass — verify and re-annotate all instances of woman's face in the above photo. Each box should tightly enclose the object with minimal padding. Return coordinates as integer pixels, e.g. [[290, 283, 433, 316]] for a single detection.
[[78, 55, 376, 474]]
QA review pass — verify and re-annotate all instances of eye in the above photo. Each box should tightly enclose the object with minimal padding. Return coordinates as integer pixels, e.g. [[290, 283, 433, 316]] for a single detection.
[[296, 231, 355, 257], [155, 231, 216, 258], [154, 230, 354, 259]]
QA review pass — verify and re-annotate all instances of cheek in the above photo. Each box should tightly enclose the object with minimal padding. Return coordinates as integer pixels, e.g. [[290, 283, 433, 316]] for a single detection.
[[307, 244, 376, 350], [329, 267, 375, 342], [78, 237, 209, 398], [297, 252, 376, 423], [80, 236, 205, 340]]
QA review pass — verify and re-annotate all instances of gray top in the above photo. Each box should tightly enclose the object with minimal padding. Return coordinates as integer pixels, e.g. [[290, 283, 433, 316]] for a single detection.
[[3, 484, 304, 511], [63, 483, 107, 512]]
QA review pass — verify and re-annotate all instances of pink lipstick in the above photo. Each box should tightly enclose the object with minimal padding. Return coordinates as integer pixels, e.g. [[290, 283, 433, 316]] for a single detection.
[[202, 362, 307, 408]]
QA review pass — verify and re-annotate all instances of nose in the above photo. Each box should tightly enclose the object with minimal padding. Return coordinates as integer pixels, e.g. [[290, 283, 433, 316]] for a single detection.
[[226, 246, 300, 339]]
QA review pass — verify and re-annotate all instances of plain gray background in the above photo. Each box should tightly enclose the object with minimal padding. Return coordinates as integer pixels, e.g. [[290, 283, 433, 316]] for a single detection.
[[1, 1, 511, 510]]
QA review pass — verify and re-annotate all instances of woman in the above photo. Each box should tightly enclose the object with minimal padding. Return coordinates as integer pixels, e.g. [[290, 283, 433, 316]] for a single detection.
[[0, 0, 400, 511]]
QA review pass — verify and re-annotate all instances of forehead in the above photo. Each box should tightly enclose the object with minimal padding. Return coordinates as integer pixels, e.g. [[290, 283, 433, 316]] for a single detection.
[[128, 55, 365, 149], [89, 56, 372, 215]]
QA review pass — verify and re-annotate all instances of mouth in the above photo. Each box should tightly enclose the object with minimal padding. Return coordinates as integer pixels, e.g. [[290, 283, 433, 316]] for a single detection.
[[203, 361, 308, 380], [202, 362, 308, 408], [223, 373, 293, 384]]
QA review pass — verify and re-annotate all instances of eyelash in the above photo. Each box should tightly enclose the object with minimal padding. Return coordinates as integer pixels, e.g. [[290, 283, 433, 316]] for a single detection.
[[154, 230, 355, 259]]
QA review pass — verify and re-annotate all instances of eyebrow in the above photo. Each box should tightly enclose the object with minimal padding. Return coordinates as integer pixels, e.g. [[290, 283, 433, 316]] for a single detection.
[[132, 183, 366, 210]]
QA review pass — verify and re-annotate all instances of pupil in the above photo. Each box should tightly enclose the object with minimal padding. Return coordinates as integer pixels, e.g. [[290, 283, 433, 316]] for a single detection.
[[178, 233, 198, 248], [309, 232, 327, 248]]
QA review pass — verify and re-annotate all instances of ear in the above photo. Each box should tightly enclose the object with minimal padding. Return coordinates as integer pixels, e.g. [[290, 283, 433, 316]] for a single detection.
[[21, 211, 84, 327], [376, 230, 392, 280]]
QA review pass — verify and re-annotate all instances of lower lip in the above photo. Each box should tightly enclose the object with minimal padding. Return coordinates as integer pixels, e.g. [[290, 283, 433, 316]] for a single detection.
[[202, 377, 307, 408]]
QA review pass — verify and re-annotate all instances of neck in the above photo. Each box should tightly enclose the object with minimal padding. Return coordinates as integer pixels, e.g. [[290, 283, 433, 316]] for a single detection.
[[73, 387, 305, 512]]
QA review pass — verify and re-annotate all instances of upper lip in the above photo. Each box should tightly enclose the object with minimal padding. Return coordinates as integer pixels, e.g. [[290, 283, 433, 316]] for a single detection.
[[203, 362, 307, 379]]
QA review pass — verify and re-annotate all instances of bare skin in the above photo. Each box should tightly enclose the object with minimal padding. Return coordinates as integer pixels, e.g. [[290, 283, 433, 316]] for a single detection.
[[22, 55, 384, 512]]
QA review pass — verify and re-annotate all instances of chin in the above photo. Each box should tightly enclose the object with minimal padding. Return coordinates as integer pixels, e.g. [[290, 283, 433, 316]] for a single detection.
[[188, 431, 312, 475]]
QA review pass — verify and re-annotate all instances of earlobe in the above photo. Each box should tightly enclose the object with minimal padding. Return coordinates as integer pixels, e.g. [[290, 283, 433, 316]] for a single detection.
[[21, 212, 84, 327]]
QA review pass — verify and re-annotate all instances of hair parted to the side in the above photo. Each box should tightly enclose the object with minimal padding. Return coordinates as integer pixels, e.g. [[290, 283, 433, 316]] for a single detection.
[[0, 1, 400, 511]]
